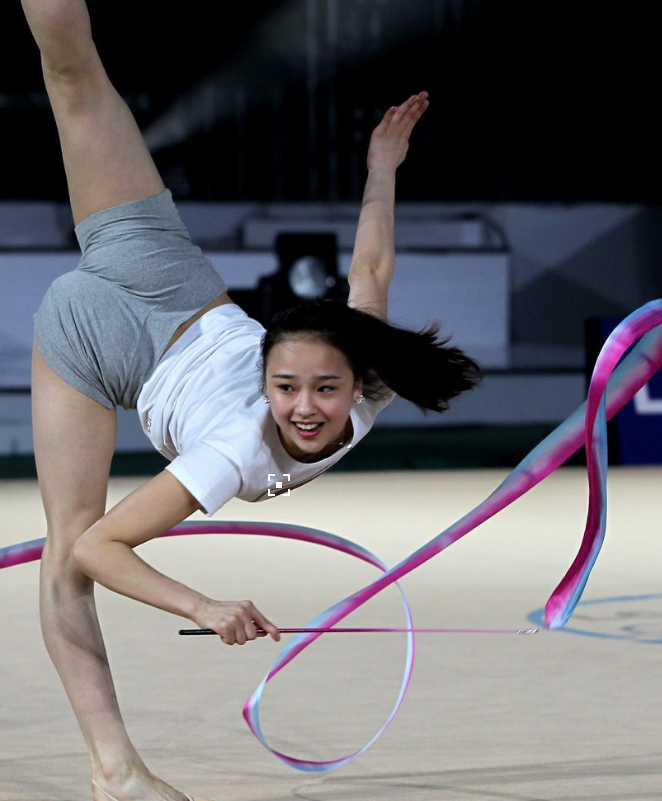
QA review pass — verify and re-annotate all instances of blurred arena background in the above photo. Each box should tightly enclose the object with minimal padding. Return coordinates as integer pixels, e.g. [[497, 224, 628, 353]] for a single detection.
[[1, 0, 662, 474]]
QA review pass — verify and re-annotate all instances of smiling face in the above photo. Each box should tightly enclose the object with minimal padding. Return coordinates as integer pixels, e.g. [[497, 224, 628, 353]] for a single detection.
[[264, 335, 363, 462]]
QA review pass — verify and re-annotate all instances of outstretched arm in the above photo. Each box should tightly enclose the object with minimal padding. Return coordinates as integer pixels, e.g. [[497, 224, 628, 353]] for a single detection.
[[72, 471, 281, 645], [347, 92, 429, 320]]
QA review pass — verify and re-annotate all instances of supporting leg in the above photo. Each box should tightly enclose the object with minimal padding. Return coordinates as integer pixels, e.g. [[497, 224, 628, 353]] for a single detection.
[[32, 346, 189, 800]]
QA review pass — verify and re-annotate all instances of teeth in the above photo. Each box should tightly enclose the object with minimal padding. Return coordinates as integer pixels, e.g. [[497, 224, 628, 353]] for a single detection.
[[295, 423, 321, 430]]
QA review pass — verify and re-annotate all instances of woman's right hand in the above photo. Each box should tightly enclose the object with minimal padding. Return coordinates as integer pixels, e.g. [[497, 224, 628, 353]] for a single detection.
[[193, 598, 281, 645]]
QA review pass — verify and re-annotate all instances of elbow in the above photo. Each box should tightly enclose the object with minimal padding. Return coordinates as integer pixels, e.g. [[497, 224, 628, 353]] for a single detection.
[[350, 249, 391, 273], [348, 258, 392, 290], [71, 531, 98, 579]]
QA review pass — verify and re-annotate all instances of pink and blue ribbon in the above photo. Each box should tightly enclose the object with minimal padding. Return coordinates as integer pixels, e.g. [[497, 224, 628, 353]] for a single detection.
[[2, 298, 662, 771]]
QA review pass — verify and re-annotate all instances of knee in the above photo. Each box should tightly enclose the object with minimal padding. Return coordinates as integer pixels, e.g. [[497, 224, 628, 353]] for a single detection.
[[40, 502, 106, 579], [40, 526, 92, 582], [39, 537, 94, 608]]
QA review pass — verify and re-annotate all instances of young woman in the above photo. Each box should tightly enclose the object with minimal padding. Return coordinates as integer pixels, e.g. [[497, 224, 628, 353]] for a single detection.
[[22, 0, 480, 799]]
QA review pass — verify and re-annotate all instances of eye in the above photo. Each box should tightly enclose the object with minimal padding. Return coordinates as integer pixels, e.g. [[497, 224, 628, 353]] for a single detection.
[[276, 383, 294, 392], [317, 385, 335, 393]]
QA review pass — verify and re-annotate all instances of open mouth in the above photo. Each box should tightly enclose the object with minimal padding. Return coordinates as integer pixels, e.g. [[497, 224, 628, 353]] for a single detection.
[[292, 421, 324, 438]]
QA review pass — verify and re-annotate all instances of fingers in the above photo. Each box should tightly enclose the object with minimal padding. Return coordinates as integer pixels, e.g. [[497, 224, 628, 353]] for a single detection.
[[215, 600, 280, 646], [377, 92, 427, 128], [253, 611, 281, 643], [372, 92, 428, 153], [393, 91, 429, 129]]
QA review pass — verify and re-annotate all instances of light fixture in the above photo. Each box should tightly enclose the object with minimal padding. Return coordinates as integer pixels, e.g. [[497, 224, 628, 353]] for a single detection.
[[287, 254, 335, 299], [256, 231, 349, 324]]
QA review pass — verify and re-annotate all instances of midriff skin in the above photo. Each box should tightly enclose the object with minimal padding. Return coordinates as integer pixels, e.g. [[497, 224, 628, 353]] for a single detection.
[[163, 292, 234, 354]]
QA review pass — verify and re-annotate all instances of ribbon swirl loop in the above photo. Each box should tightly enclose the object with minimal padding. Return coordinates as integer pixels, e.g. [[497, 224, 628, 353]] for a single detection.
[[2, 299, 662, 771]]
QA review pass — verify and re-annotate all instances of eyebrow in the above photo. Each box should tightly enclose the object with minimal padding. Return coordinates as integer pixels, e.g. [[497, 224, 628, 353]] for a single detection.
[[270, 373, 343, 381]]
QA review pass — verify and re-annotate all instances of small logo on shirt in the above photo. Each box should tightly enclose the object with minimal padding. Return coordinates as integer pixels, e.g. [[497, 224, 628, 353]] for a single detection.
[[145, 412, 152, 434], [268, 473, 291, 497]]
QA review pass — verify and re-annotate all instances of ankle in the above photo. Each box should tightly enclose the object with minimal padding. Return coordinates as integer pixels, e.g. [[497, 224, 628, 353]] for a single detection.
[[92, 780, 121, 801], [90, 757, 146, 799]]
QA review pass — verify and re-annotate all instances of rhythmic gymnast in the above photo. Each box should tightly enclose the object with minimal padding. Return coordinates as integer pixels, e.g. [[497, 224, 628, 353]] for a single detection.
[[22, 0, 480, 799]]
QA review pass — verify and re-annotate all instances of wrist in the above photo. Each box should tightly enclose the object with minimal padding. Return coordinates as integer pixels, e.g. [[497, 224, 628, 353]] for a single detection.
[[367, 164, 397, 177], [188, 593, 214, 627]]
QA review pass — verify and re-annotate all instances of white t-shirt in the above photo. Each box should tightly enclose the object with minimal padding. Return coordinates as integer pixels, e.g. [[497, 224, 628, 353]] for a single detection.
[[137, 303, 393, 515]]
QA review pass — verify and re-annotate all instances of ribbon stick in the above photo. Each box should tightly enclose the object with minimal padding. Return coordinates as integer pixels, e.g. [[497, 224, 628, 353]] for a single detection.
[[2, 299, 662, 772], [179, 626, 540, 635]]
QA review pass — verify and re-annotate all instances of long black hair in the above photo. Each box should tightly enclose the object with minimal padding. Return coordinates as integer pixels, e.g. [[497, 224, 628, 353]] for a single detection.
[[260, 299, 481, 413]]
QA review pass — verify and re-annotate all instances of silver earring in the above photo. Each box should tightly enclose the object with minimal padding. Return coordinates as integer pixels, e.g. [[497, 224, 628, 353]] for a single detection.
[[355, 394, 365, 404], [264, 395, 271, 404]]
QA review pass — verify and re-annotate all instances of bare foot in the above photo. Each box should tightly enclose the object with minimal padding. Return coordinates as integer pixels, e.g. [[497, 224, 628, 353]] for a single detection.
[[92, 775, 196, 801]]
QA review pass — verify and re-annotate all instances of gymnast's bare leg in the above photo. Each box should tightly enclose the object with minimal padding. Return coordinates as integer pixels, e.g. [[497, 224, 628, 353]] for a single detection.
[[24, 0, 191, 798]]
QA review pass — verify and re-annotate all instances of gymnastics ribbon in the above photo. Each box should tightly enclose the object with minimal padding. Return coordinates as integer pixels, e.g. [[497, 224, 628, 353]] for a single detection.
[[2, 299, 662, 772]]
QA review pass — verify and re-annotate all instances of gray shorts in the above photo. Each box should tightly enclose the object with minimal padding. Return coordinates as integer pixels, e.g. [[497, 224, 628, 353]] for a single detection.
[[34, 190, 226, 410]]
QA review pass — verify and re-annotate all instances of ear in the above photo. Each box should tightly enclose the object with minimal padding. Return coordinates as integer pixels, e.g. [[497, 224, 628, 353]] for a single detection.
[[353, 377, 364, 399]]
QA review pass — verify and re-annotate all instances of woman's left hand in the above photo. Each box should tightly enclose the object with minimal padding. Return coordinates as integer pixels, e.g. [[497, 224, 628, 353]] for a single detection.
[[367, 91, 429, 173]]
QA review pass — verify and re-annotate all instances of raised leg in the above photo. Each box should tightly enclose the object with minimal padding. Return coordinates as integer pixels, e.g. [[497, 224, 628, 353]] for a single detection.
[[21, 0, 165, 225]]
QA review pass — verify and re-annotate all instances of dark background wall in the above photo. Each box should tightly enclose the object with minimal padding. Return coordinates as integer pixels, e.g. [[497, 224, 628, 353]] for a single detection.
[[1, 0, 661, 204], [2, 0, 662, 467]]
